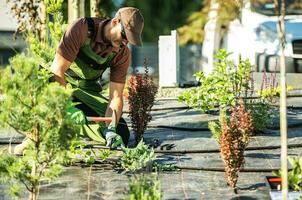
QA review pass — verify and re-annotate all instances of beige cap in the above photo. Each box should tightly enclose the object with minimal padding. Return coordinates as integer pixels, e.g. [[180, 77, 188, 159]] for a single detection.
[[116, 7, 144, 46]]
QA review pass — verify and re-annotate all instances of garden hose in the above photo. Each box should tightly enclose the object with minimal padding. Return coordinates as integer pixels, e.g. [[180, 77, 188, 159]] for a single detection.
[[175, 166, 292, 172], [142, 121, 302, 132], [80, 142, 302, 155]]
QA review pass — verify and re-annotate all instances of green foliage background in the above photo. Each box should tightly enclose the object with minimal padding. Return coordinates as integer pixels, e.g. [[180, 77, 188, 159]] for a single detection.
[[121, 0, 202, 43]]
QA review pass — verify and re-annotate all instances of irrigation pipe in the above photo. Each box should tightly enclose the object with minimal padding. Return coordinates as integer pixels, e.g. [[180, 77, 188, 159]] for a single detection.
[[1, 139, 302, 153], [145, 125, 209, 131], [176, 166, 289, 172], [84, 142, 302, 154], [74, 157, 289, 173], [143, 121, 302, 131], [123, 102, 302, 113]]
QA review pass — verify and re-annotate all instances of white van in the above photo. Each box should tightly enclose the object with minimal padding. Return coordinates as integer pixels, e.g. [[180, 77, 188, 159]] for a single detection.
[[202, 0, 302, 74]]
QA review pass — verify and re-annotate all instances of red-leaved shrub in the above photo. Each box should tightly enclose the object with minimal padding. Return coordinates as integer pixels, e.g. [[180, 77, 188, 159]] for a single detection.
[[127, 58, 158, 143], [219, 99, 254, 189]]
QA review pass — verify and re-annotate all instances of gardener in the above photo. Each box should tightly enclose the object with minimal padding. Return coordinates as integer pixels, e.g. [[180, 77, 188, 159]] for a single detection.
[[14, 7, 144, 154]]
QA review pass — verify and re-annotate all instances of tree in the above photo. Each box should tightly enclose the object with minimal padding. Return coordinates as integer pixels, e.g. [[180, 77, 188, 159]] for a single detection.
[[122, 0, 203, 43], [0, 54, 79, 200], [6, 0, 45, 41], [90, 0, 101, 17], [0, 1, 80, 199], [178, 0, 243, 45], [273, 0, 289, 198]]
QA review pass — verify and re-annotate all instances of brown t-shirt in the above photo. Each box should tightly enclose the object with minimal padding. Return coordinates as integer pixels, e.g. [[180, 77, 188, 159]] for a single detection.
[[57, 18, 130, 84]]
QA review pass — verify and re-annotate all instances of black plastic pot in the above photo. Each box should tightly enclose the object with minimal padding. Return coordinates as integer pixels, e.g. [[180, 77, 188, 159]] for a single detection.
[[265, 176, 301, 200]]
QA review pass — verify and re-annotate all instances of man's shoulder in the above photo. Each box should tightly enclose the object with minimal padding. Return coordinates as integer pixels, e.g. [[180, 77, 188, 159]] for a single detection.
[[68, 18, 87, 32]]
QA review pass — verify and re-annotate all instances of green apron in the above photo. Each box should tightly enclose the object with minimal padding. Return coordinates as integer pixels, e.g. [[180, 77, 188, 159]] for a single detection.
[[65, 18, 128, 145]]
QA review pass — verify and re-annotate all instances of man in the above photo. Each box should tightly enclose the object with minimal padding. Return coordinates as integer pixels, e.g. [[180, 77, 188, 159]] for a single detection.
[[14, 7, 144, 154]]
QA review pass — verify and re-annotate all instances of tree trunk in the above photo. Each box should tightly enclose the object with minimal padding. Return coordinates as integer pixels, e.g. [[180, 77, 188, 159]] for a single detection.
[[29, 189, 37, 200], [68, 0, 85, 24], [90, 0, 100, 17], [274, 0, 288, 199], [40, 2, 47, 43], [79, 0, 85, 18], [29, 163, 38, 200]]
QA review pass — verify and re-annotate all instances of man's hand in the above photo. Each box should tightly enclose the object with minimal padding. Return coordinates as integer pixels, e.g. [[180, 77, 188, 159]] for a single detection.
[[66, 105, 86, 125], [103, 127, 124, 149]]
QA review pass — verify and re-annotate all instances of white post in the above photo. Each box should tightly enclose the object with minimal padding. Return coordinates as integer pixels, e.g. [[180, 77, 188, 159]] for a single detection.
[[201, 1, 220, 75], [158, 30, 179, 87]]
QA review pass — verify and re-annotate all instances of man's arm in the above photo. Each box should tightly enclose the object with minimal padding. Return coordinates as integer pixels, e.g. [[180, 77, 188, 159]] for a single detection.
[[50, 53, 72, 86], [105, 81, 125, 126]]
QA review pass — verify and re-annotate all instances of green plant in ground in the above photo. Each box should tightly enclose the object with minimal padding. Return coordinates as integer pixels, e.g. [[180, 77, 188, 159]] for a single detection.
[[179, 49, 253, 111], [179, 49, 277, 133], [99, 149, 111, 161], [121, 141, 155, 172], [153, 163, 180, 172], [216, 99, 253, 189], [65, 141, 111, 165], [246, 102, 274, 133], [127, 58, 158, 143], [274, 157, 302, 192], [0, 54, 80, 200], [250, 70, 292, 133], [127, 174, 162, 200], [258, 85, 294, 100], [67, 140, 97, 165]]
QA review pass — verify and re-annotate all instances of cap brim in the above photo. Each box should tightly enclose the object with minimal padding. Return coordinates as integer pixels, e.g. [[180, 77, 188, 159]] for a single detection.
[[125, 29, 143, 47]]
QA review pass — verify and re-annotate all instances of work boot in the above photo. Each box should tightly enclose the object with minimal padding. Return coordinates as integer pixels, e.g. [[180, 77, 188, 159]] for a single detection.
[[13, 138, 33, 155]]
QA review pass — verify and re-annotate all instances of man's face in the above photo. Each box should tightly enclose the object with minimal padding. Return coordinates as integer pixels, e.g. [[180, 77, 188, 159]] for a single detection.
[[111, 19, 128, 48]]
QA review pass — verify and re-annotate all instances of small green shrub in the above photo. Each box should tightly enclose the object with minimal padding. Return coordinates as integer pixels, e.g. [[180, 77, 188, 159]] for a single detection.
[[246, 102, 274, 133], [179, 49, 277, 133], [127, 174, 162, 200], [153, 163, 180, 172], [99, 149, 111, 161], [179, 49, 253, 111], [121, 141, 155, 172]]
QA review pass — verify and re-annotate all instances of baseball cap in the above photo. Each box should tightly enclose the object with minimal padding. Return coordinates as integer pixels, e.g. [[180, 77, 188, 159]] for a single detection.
[[116, 7, 144, 46]]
